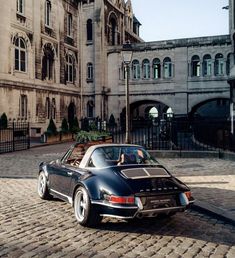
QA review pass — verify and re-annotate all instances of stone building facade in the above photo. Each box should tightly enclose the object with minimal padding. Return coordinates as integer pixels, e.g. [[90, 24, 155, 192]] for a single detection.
[[0, 0, 141, 136], [0, 0, 234, 135]]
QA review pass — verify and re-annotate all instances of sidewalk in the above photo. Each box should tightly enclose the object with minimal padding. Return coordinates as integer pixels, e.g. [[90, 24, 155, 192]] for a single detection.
[[158, 158, 235, 225], [0, 142, 234, 225]]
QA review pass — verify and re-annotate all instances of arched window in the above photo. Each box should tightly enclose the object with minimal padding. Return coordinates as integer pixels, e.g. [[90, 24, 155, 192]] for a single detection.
[[66, 54, 75, 83], [87, 63, 93, 80], [153, 58, 161, 79], [214, 53, 224, 76], [149, 107, 158, 118], [19, 94, 27, 118], [163, 57, 172, 78], [45, 97, 50, 119], [203, 54, 212, 76], [17, 0, 24, 14], [110, 17, 117, 45], [45, 0, 51, 27], [42, 44, 54, 80], [14, 37, 26, 72], [142, 59, 150, 79], [87, 19, 92, 41], [132, 60, 140, 79], [191, 55, 200, 77], [51, 98, 56, 119]]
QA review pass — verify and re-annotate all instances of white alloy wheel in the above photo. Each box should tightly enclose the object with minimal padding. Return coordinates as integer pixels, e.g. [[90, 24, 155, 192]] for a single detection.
[[38, 171, 51, 199], [74, 187, 89, 223]]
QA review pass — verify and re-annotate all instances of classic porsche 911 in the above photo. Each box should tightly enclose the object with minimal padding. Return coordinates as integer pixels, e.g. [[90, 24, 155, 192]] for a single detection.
[[37, 143, 194, 227]]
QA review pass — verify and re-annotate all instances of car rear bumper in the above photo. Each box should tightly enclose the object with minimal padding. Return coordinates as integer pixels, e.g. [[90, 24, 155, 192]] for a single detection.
[[91, 199, 194, 219]]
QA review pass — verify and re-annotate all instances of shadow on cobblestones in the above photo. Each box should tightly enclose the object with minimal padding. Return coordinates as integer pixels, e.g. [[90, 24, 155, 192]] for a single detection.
[[0, 179, 235, 257]]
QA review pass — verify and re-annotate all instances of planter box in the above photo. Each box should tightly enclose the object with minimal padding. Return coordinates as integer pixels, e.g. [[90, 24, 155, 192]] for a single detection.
[[61, 133, 73, 141], [47, 134, 60, 143]]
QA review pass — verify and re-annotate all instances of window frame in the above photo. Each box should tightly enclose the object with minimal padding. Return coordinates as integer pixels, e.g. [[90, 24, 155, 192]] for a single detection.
[[14, 37, 27, 72], [66, 54, 75, 83], [87, 62, 93, 81], [17, 0, 24, 15], [132, 60, 140, 80], [203, 54, 212, 77], [191, 55, 201, 77], [153, 58, 161, 79], [45, 0, 52, 28], [214, 53, 224, 76], [19, 94, 27, 118], [67, 12, 73, 38], [142, 59, 150, 79], [163, 57, 172, 78]]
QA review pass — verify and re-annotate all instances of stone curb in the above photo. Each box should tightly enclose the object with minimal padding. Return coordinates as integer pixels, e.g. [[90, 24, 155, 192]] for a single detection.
[[191, 200, 235, 226], [30, 139, 74, 149]]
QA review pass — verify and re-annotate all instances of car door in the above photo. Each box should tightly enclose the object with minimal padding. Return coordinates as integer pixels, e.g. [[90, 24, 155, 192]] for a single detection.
[[48, 160, 73, 197]]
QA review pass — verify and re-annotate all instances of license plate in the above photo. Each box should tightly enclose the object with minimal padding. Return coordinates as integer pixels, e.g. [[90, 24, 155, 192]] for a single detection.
[[141, 195, 176, 210]]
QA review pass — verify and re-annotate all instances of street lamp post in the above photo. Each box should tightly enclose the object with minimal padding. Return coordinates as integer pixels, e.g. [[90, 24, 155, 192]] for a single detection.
[[122, 42, 133, 144]]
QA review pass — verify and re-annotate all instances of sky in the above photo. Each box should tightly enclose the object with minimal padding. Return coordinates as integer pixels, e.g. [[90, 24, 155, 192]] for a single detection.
[[131, 0, 229, 42]]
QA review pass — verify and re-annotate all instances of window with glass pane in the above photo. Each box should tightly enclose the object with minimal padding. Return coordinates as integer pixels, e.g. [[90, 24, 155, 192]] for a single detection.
[[132, 60, 140, 79], [17, 0, 24, 14], [67, 13, 73, 37], [66, 55, 74, 83], [45, 0, 51, 27], [87, 19, 93, 41], [215, 53, 224, 76], [203, 54, 212, 76], [153, 58, 161, 79], [142, 59, 150, 79], [42, 44, 54, 80], [163, 57, 172, 78], [20, 95, 27, 118], [191, 55, 200, 77], [14, 38, 26, 72], [87, 63, 93, 80]]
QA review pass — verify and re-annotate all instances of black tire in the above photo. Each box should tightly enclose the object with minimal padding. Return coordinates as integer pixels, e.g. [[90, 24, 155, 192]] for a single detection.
[[37, 171, 52, 200], [74, 186, 102, 227]]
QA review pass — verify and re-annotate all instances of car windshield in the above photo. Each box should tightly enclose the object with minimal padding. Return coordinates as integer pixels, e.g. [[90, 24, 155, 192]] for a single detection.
[[87, 146, 157, 168]]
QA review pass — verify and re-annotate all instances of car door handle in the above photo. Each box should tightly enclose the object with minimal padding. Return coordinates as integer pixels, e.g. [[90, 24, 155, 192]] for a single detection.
[[67, 172, 73, 176]]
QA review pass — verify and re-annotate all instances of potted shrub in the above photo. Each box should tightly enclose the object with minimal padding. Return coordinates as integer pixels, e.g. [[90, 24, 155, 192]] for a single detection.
[[44, 118, 60, 143], [60, 118, 73, 141]]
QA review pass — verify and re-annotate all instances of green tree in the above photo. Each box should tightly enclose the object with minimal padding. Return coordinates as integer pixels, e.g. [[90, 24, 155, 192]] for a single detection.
[[61, 118, 69, 133], [71, 117, 79, 133], [46, 118, 57, 135], [109, 114, 116, 127]]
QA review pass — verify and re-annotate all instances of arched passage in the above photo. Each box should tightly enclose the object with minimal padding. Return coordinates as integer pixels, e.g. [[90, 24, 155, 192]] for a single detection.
[[190, 98, 230, 119], [120, 100, 174, 129]]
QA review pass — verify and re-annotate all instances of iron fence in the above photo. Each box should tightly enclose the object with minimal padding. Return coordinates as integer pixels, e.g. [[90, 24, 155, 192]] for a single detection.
[[108, 119, 235, 152], [0, 122, 30, 154]]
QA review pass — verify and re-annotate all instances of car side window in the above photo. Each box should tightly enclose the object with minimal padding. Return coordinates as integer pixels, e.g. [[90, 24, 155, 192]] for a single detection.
[[88, 150, 107, 168], [66, 144, 86, 166]]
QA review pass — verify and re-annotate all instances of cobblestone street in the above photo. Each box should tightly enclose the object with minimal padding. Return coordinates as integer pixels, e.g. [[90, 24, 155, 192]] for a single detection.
[[0, 143, 235, 257]]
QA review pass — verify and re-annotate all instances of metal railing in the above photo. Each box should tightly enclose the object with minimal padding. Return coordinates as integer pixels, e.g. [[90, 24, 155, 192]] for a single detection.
[[108, 119, 235, 152], [0, 122, 30, 154]]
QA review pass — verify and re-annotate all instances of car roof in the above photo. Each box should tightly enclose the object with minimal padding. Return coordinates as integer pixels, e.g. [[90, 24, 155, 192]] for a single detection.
[[78, 143, 143, 169]]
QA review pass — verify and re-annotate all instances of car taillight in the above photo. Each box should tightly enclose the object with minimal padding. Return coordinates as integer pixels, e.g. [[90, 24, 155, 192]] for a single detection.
[[185, 191, 191, 200], [106, 195, 135, 204]]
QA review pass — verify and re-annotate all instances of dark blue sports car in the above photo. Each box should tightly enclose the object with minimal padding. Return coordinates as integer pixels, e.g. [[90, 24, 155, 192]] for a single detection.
[[38, 143, 194, 227]]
